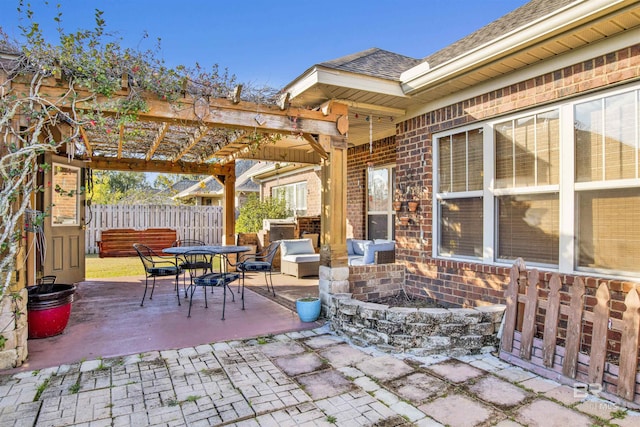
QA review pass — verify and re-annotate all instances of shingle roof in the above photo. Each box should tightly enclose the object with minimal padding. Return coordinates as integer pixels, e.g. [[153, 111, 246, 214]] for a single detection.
[[317, 1, 576, 81], [422, 0, 575, 68], [319, 48, 421, 80]]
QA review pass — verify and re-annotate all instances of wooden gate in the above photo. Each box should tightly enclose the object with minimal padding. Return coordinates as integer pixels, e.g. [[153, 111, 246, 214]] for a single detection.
[[500, 258, 640, 406]]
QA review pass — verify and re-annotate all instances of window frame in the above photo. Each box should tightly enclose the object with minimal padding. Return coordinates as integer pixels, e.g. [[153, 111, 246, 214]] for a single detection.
[[51, 162, 82, 227], [433, 124, 487, 261], [271, 181, 307, 216], [431, 82, 640, 279], [366, 164, 396, 241]]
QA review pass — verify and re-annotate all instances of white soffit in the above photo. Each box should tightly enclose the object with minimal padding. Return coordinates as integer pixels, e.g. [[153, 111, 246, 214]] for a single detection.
[[400, 0, 632, 95]]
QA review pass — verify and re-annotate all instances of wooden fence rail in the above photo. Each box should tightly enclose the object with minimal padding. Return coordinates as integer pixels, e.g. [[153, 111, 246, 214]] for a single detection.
[[85, 204, 223, 254], [500, 258, 640, 406]]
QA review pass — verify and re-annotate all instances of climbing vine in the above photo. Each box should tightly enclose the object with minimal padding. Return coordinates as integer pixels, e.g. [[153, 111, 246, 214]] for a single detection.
[[0, 2, 277, 295]]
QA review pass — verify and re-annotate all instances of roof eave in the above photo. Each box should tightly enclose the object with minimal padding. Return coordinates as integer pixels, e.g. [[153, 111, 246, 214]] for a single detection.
[[285, 65, 408, 103], [400, 0, 628, 95]]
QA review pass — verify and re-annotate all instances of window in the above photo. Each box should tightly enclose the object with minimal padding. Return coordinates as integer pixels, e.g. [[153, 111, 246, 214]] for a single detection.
[[52, 163, 81, 226], [494, 111, 559, 265], [574, 91, 640, 274], [432, 83, 640, 277], [436, 128, 483, 257], [272, 182, 307, 216], [367, 165, 395, 240]]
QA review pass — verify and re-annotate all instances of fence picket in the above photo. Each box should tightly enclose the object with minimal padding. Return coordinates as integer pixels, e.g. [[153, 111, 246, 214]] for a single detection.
[[501, 262, 520, 352], [562, 277, 585, 379], [542, 274, 562, 367], [520, 269, 539, 360], [84, 204, 223, 254], [617, 286, 640, 401], [588, 283, 611, 385]]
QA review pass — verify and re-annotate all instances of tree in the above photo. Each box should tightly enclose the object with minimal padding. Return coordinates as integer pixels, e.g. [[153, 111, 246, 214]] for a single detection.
[[236, 194, 291, 233]]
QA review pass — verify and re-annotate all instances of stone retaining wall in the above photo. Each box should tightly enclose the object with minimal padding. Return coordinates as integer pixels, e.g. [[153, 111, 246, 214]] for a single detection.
[[328, 293, 505, 357], [0, 288, 28, 369]]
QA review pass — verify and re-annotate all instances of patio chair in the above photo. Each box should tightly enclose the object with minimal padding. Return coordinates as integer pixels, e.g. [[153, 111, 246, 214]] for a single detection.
[[171, 239, 212, 297], [133, 243, 182, 307], [188, 252, 240, 320], [235, 241, 280, 297]]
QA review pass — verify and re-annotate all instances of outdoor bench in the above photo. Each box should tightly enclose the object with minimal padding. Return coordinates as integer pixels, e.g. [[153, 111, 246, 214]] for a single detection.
[[98, 228, 177, 257]]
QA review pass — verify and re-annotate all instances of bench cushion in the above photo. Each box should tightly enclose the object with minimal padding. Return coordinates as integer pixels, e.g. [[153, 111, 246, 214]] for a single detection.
[[280, 239, 315, 256], [282, 253, 320, 263]]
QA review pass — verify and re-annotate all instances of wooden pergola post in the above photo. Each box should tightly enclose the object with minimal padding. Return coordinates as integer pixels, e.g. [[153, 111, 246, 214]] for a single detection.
[[318, 133, 350, 306], [221, 161, 236, 246]]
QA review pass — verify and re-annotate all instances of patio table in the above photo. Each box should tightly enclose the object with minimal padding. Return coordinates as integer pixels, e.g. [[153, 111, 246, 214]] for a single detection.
[[163, 245, 250, 319]]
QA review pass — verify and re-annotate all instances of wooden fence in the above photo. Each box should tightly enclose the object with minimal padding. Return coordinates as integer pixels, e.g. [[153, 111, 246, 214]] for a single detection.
[[500, 258, 640, 407], [85, 204, 223, 254]]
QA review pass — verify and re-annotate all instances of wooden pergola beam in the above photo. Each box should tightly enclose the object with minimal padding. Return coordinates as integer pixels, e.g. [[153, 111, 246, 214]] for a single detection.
[[117, 124, 124, 159], [78, 126, 93, 156], [11, 79, 343, 137], [146, 122, 168, 161], [174, 125, 208, 162], [89, 156, 234, 176], [302, 134, 328, 160]]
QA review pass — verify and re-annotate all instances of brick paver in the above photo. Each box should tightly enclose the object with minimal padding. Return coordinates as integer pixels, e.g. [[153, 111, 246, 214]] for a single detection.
[[0, 325, 634, 426]]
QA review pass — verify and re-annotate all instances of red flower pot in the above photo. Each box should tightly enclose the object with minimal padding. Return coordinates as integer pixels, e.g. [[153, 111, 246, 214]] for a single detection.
[[27, 284, 76, 339]]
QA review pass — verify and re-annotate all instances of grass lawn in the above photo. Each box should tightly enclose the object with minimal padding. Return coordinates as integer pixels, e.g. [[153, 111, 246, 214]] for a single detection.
[[85, 254, 222, 279], [85, 254, 144, 278]]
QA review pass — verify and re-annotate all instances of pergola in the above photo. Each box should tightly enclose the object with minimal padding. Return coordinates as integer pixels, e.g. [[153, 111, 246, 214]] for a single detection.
[[11, 75, 352, 267]]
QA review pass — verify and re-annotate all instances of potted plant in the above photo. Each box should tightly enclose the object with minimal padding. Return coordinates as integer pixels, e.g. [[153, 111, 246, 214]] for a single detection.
[[393, 186, 403, 211], [407, 185, 420, 212], [296, 296, 321, 322], [398, 216, 410, 226], [26, 276, 77, 339]]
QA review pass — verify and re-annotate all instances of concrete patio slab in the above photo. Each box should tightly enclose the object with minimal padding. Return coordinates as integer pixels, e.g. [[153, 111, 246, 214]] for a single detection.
[[302, 334, 344, 349], [418, 393, 496, 427], [468, 375, 531, 407], [259, 340, 306, 358], [427, 360, 485, 383], [515, 399, 592, 427], [273, 352, 325, 376], [389, 372, 448, 404], [295, 369, 355, 400], [356, 355, 414, 382], [318, 343, 371, 368]]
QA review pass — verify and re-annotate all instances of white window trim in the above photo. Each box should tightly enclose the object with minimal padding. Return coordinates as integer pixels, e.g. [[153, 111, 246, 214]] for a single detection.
[[51, 162, 81, 227], [432, 81, 640, 280], [367, 164, 396, 240]]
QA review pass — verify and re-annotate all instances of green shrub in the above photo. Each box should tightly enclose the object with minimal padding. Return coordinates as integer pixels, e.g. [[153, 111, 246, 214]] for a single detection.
[[236, 194, 290, 233]]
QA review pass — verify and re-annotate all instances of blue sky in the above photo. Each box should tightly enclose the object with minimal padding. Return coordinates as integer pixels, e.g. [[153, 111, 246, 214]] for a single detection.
[[0, 0, 529, 89]]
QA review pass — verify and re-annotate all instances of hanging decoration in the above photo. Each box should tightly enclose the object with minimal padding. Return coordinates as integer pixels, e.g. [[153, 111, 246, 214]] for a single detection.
[[369, 115, 373, 155]]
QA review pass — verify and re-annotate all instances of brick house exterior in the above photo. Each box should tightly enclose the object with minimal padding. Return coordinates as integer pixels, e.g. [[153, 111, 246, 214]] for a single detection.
[[283, 0, 640, 366], [392, 43, 640, 333]]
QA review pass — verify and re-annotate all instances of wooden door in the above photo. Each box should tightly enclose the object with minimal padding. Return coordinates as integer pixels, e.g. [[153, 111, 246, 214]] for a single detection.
[[42, 154, 86, 284]]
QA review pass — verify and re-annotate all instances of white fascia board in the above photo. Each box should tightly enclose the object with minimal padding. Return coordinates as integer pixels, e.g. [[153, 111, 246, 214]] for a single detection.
[[401, 0, 626, 95], [314, 68, 407, 98], [285, 67, 322, 101], [286, 66, 407, 102], [404, 27, 640, 120]]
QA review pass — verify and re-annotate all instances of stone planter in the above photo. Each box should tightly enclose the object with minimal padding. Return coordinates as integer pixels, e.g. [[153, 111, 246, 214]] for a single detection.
[[296, 297, 321, 322], [27, 284, 76, 339]]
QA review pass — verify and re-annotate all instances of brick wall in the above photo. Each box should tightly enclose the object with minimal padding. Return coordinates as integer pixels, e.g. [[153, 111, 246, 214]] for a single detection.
[[387, 45, 640, 360], [348, 263, 405, 301], [346, 136, 396, 239]]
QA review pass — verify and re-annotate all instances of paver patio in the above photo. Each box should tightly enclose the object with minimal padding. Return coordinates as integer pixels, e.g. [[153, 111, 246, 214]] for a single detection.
[[1, 325, 639, 426]]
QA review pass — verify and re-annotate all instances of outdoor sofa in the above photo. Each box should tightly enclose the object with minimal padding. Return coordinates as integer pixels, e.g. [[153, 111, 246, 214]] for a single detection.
[[347, 238, 395, 266], [280, 238, 320, 278]]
